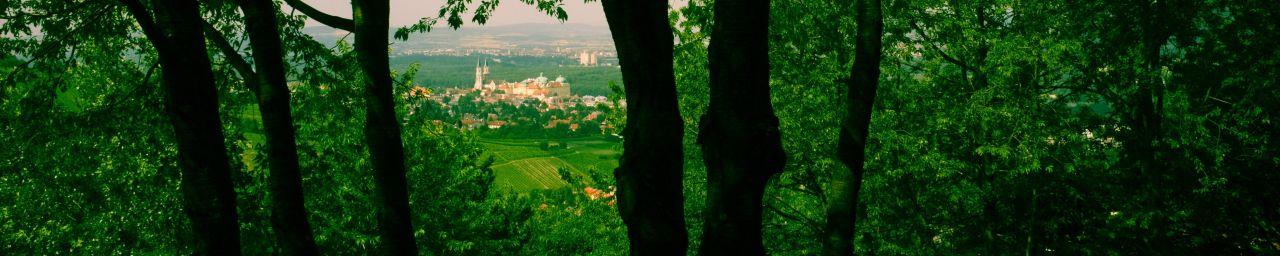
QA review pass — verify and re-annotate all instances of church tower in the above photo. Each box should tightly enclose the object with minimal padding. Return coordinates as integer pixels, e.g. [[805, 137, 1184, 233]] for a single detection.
[[474, 58, 484, 90]]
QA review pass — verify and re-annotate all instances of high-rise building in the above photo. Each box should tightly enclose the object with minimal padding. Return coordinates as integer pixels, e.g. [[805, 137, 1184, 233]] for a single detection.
[[578, 51, 597, 66]]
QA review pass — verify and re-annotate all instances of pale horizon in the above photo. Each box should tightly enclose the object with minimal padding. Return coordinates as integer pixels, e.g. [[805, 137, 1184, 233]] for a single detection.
[[289, 0, 608, 28]]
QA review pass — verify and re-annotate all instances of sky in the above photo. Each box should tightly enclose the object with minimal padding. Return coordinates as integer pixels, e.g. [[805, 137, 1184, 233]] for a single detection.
[[291, 0, 609, 27]]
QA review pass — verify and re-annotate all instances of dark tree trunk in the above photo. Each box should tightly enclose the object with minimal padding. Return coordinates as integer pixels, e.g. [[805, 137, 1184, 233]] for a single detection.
[[601, 0, 688, 255], [278, 0, 415, 252], [232, 0, 320, 253], [121, 0, 241, 254], [973, 1, 997, 252], [822, 0, 883, 254], [352, 0, 418, 254], [697, 0, 786, 254], [972, 0, 990, 91], [1132, 0, 1168, 168], [1130, 1, 1173, 251]]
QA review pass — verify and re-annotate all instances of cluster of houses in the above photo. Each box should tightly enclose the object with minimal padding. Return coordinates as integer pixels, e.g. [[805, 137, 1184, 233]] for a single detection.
[[447, 109, 609, 131], [403, 61, 623, 134]]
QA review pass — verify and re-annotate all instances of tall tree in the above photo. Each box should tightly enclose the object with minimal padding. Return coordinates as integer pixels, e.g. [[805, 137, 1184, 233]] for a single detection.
[[600, 0, 688, 255], [234, 2, 320, 253], [119, 0, 241, 254], [352, 0, 418, 252], [202, 0, 322, 253], [697, 0, 786, 254], [822, 0, 883, 254], [281, 0, 417, 253]]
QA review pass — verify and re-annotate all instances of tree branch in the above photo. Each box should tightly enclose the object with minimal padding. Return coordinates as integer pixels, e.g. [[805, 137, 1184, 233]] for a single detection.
[[0, 0, 102, 19], [141, 61, 160, 87], [907, 18, 973, 73], [200, 19, 260, 92], [766, 199, 822, 232], [2, 57, 39, 87], [281, 0, 354, 31], [119, 0, 168, 52], [3, 6, 105, 90]]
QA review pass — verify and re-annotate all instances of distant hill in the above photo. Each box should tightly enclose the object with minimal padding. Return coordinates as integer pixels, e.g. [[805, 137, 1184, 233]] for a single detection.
[[302, 23, 614, 50], [304, 23, 622, 96]]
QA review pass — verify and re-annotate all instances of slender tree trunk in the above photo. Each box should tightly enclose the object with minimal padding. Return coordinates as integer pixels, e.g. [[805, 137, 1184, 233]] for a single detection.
[[277, 0, 413, 252], [352, 0, 418, 254], [600, 1, 688, 255], [972, 0, 990, 90], [1025, 187, 1038, 256], [822, 0, 883, 254], [1133, 0, 1168, 164], [232, 0, 320, 253], [122, 0, 241, 254], [697, 0, 786, 254], [968, 2, 998, 252], [1133, 1, 1173, 251]]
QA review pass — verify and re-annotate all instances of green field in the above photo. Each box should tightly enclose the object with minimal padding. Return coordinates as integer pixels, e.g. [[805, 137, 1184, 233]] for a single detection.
[[230, 105, 620, 192], [479, 137, 621, 192]]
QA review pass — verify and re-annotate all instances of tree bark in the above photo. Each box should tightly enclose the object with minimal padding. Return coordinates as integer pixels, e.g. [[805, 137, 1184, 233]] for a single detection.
[[822, 0, 883, 254], [121, 0, 241, 254], [276, 0, 414, 253], [1132, 0, 1168, 167], [601, 0, 689, 255], [231, 0, 321, 253], [697, 0, 786, 254], [282, 0, 354, 31], [351, 0, 419, 254]]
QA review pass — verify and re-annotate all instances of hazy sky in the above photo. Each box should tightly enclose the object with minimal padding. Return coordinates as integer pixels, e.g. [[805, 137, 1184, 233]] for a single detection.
[[291, 0, 609, 27]]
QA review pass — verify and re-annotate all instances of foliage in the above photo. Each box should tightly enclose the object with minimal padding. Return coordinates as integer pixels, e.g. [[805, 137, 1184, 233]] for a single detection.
[[2, 0, 1277, 254], [672, 0, 1279, 254]]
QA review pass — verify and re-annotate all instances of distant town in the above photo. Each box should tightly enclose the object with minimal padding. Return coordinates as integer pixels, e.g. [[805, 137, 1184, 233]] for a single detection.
[[300, 24, 627, 137], [400, 48, 618, 65], [405, 58, 625, 138]]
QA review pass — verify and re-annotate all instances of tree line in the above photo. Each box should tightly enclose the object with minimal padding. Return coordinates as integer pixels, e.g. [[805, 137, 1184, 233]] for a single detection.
[[2, 0, 1277, 255]]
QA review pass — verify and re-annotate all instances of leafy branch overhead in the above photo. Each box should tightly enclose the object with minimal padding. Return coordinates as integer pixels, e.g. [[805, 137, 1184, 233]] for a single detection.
[[281, 0, 354, 31], [1, 0, 1277, 255], [395, 0, 568, 40]]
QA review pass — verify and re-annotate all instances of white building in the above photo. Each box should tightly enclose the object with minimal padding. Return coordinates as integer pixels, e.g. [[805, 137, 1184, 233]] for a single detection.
[[578, 51, 597, 66]]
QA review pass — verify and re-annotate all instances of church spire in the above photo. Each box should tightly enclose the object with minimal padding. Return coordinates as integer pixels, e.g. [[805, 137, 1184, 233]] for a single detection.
[[474, 57, 484, 90]]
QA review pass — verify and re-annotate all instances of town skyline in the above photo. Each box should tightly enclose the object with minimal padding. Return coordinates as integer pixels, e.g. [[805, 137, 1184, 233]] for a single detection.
[[291, 0, 692, 27], [292, 0, 609, 27]]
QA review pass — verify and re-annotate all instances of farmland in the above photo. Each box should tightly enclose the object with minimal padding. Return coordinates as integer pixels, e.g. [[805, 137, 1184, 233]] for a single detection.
[[479, 136, 621, 192]]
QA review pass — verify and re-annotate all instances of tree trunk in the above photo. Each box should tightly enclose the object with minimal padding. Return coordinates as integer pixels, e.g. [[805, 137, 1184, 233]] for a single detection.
[[122, 0, 241, 254], [601, 0, 688, 255], [1133, 0, 1168, 167], [972, 0, 990, 90], [232, 0, 320, 253], [822, 0, 883, 254], [351, 0, 418, 254], [697, 0, 786, 254]]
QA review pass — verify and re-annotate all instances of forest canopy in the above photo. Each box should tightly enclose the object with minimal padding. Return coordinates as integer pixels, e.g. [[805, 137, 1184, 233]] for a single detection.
[[1, 0, 1277, 255]]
